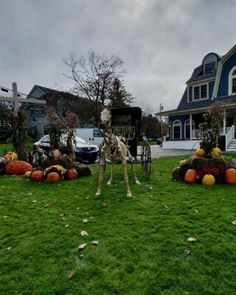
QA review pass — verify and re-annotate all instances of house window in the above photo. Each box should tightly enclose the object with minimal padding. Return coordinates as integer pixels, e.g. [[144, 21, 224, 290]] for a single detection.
[[193, 84, 208, 100], [229, 66, 236, 95], [172, 120, 181, 139], [184, 119, 195, 139], [194, 87, 200, 100], [203, 53, 218, 75], [232, 78, 236, 93], [201, 84, 207, 98], [205, 62, 215, 74]]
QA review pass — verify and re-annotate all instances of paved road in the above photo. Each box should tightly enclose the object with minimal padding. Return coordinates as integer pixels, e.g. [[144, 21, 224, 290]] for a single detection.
[[150, 145, 192, 159]]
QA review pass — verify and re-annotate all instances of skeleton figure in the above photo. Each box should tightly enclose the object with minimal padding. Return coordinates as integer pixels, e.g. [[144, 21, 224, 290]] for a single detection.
[[95, 108, 140, 198]]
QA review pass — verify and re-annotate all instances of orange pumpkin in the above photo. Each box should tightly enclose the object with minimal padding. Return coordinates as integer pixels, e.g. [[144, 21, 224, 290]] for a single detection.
[[67, 168, 78, 180], [5, 160, 33, 175], [31, 170, 45, 182], [225, 168, 236, 184], [184, 169, 197, 183], [202, 174, 215, 186], [47, 172, 61, 183], [195, 148, 205, 157]]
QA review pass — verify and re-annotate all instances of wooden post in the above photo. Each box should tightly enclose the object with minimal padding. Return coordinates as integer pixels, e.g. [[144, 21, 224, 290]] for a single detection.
[[12, 82, 19, 111], [223, 109, 226, 135], [190, 113, 193, 140]]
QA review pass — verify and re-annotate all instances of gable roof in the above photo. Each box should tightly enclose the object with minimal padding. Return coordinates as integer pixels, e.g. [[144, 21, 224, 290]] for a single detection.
[[27, 85, 78, 100]]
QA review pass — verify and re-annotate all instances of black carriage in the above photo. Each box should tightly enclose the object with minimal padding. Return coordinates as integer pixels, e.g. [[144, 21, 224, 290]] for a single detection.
[[110, 107, 151, 178]]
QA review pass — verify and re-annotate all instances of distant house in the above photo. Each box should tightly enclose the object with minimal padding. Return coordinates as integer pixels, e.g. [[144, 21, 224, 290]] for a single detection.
[[26, 85, 94, 139], [159, 44, 236, 151]]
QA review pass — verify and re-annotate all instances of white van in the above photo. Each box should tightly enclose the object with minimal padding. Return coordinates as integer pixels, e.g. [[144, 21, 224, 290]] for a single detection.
[[75, 128, 104, 147]]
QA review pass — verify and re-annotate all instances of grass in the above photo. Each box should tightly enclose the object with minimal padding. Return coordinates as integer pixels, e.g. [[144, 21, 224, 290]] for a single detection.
[[0, 156, 236, 295]]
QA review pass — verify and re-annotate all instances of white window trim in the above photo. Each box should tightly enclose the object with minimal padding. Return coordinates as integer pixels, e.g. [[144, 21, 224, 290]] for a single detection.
[[192, 83, 209, 102], [172, 120, 182, 139], [228, 66, 236, 95]]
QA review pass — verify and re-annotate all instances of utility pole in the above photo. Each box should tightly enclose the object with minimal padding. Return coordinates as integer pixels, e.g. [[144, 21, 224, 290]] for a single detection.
[[12, 82, 19, 111], [160, 103, 164, 138], [0, 83, 46, 106]]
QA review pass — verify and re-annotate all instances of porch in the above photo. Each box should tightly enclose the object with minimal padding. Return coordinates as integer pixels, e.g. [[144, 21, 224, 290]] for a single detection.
[[163, 125, 235, 151]]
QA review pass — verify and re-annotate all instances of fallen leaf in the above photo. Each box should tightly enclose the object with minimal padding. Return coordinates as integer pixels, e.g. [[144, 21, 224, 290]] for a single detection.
[[187, 237, 197, 242], [146, 185, 153, 190], [65, 224, 70, 228], [32, 200, 37, 203], [60, 213, 65, 221], [80, 230, 88, 237], [184, 249, 191, 255], [91, 240, 99, 246], [83, 218, 89, 224], [232, 220, 236, 225], [6, 247, 12, 251], [67, 270, 76, 279], [78, 243, 87, 250]]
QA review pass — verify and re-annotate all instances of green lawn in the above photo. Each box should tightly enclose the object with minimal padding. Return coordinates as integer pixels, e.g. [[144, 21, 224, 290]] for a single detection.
[[0, 157, 236, 295]]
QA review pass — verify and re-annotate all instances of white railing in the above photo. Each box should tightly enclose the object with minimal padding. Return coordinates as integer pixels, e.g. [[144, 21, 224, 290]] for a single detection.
[[225, 125, 235, 149], [220, 127, 230, 135], [192, 129, 201, 139]]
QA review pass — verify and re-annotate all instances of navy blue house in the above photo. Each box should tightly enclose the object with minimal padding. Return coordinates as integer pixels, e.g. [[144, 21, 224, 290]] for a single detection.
[[160, 44, 236, 151]]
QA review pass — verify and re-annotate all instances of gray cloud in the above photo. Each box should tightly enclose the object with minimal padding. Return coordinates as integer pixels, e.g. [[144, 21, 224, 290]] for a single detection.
[[1, 0, 236, 112]]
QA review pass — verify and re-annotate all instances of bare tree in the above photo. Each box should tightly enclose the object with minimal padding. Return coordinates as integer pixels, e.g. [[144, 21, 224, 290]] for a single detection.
[[64, 51, 132, 124], [47, 102, 79, 158]]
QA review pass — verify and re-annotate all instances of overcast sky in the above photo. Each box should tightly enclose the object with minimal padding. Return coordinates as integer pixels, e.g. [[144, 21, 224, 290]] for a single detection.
[[1, 0, 236, 113]]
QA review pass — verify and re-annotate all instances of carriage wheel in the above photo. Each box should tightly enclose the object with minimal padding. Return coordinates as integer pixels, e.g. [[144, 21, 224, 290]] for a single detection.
[[141, 142, 151, 178]]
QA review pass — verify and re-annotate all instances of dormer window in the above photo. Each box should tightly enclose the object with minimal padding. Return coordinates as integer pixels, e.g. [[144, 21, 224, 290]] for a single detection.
[[204, 62, 215, 74], [193, 83, 208, 101], [229, 66, 236, 95], [202, 53, 218, 75]]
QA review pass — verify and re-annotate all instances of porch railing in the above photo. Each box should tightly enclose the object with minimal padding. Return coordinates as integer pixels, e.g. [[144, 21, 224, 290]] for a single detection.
[[219, 127, 231, 135], [192, 129, 201, 139], [191, 127, 232, 139], [225, 125, 235, 149]]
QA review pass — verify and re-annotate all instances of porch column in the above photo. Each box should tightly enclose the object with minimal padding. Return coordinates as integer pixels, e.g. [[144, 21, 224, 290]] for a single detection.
[[223, 109, 226, 135], [190, 113, 193, 140]]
